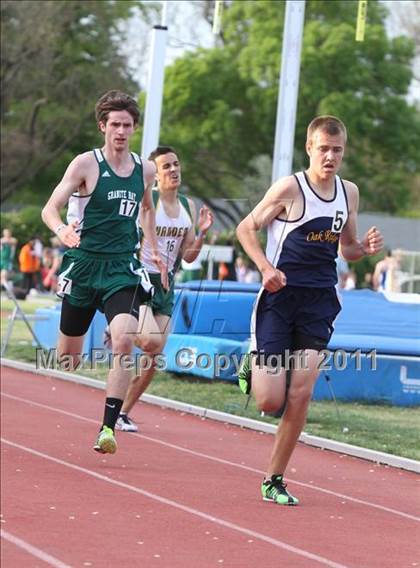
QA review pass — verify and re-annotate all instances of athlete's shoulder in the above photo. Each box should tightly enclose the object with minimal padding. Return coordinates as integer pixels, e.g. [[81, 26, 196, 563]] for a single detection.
[[340, 179, 359, 214], [62, 151, 96, 181], [185, 196, 195, 210], [341, 178, 359, 193], [183, 196, 195, 220], [130, 150, 141, 162], [142, 158, 157, 187], [70, 150, 96, 169], [341, 178, 359, 200], [270, 174, 300, 199]]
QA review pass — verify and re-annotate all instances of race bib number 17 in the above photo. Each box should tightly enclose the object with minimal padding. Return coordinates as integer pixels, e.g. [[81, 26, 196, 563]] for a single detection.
[[119, 199, 136, 217]]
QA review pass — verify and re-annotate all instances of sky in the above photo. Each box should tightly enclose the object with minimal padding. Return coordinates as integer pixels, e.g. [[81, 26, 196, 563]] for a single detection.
[[122, 1, 216, 88], [122, 0, 419, 102]]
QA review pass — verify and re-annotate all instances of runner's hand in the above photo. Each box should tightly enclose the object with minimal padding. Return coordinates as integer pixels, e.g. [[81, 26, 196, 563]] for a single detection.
[[362, 226, 384, 256], [152, 252, 169, 290], [57, 221, 80, 248], [261, 264, 287, 292], [198, 206, 214, 234]]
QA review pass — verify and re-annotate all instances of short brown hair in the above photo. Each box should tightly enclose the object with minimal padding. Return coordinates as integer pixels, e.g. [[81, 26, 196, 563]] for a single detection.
[[95, 90, 140, 126], [148, 146, 178, 162], [307, 115, 347, 143]]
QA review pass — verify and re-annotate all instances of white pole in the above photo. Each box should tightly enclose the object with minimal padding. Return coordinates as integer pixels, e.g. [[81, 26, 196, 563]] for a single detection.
[[212, 0, 224, 35], [271, 0, 305, 183], [141, 2, 169, 158], [161, 0, 168, 27]]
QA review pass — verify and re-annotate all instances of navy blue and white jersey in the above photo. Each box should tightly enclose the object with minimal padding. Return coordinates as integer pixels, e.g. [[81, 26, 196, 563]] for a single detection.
[[265, 171, 349, 287]]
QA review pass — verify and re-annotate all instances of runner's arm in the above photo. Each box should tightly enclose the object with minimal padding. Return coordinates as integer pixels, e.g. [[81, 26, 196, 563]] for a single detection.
[[140, 160, 169, 289], [41, 154, 90, 248], [236, 177, 293, 292], [339, 182, 383, 261], [181, 200, 214, 263], [140, 160, 159, 253]]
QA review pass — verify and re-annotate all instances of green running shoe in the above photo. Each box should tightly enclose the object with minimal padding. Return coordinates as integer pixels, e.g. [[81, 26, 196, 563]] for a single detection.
[[238, 352, 251, 395], [93, 425, 117, 454], [261, 475, 299, 506]]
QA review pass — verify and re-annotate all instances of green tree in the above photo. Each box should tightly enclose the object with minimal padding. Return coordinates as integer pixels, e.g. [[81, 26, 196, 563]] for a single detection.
[[1, 0, 155, 205], [135, 47, 262, 225], [0, 206, 52, 247], [155, 0, 419, 217]]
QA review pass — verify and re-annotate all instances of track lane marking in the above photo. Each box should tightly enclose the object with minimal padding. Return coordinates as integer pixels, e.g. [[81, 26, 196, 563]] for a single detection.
[[2, 437, 349, 568], [2, 391, 419, 523], [1, 530, 72, 568]]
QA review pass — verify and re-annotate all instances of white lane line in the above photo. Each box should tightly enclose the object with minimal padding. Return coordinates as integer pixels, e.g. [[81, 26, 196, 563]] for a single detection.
[[1, 529, 72, 568], [2, 391, 419, 523], [3, 358, 419, 473], [2, 437, 349, 568]]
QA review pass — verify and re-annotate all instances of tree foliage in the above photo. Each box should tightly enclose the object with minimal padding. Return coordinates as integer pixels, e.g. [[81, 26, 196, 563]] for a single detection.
[[154, 0, 419, 216], [0, 206, 53, 246], [1, 0, 153, 204], [3, 0, 418, 218]]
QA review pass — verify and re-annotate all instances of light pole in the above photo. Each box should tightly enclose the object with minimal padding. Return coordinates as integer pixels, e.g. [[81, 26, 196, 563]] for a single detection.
[[141, 1, 169, 158], [271, 1, 306, 183]]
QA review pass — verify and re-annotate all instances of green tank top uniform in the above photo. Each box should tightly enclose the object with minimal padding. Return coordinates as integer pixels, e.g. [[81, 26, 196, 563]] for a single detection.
[[57, 149, 153, 310], [67, 149, 144, 254]]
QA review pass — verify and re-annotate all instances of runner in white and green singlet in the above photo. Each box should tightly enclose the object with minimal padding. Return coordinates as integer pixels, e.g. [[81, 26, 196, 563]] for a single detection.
[[107, 146, 214, 433]]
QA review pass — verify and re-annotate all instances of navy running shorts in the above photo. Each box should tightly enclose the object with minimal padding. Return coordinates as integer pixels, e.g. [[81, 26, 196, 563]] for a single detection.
[[254, 285, 341, 364]]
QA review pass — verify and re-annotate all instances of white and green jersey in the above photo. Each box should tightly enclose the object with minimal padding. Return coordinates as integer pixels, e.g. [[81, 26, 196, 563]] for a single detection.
[[67, 149, 144, 254], [140, 190, 193, 273]]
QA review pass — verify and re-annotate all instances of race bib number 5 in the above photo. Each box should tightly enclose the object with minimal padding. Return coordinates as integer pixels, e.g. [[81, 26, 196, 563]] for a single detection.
[[332, 210, 345, 232]]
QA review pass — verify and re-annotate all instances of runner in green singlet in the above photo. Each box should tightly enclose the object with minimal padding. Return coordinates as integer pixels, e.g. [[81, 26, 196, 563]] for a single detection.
[[42, 90, 168, 455]]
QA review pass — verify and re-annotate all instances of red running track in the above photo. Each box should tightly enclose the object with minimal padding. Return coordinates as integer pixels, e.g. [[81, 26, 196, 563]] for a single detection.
[[1, 366, 419, 568]]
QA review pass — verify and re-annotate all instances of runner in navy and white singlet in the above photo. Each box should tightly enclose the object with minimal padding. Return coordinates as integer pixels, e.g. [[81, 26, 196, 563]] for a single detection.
[[236, 116, 384, 505]]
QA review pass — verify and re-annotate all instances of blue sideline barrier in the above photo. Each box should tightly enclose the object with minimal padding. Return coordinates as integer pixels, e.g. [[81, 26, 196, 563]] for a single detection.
[[34, 283, 420, 406]]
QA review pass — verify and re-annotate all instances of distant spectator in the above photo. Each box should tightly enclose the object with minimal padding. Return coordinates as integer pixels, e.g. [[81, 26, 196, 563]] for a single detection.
[[33, 236, 43, 260], [50, 235, 67, 256], [244, 261, 261, 284], [361, 271, 374, 290], [218, 261, 230, 281], [18, 238, 41, 294], [41, 247, 61, 292], [32, 236, 44, 290], [235, 256, 249, 282], [219, 237, 237, 281], [0, 228, 17, 289], [373, 249, 402, 293], [344, 269, 356, 290], [181, 257, 203, 282]]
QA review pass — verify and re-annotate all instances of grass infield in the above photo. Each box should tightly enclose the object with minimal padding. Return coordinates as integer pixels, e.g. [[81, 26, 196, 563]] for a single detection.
[[1, 294, 419, 461]]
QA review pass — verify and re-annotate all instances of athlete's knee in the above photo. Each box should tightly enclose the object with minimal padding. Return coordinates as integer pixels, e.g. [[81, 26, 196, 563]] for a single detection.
[[112, 333, 135, 354], [287, 383, 313, 409], [136, 333, 164, 354], [255, 392, 285, 414]]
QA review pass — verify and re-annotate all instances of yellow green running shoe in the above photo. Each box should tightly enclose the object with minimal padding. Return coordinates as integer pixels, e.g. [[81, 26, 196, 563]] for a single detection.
[[93, 425, 117, 454], [237, 352, 251, 395], [261, 475, 299, 506]]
